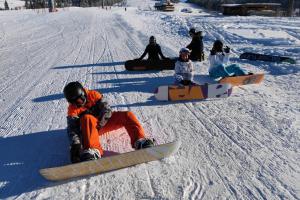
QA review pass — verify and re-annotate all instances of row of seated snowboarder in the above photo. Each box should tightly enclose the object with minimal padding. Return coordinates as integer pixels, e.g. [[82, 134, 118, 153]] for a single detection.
[[137, 32, 251, 86], [175, 40, 252, 86], [138, 28, 204, 62]]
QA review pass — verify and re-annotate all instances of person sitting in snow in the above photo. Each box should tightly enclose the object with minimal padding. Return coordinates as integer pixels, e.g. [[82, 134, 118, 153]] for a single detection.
[[186, 28, 204, 61], [208, 40, 251, 79], [174, 47, 196, 86], [63, 81, 154, 163], [138, 36, 167, 61]]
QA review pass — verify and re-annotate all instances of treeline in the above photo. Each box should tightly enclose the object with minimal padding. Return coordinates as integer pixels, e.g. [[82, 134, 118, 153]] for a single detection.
[[187, 0, 299, 11], [24, 0, 123, 9]]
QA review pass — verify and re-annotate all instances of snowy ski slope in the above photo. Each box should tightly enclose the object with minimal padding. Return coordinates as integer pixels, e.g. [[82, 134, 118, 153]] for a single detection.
[[0, 1, 299, 199]]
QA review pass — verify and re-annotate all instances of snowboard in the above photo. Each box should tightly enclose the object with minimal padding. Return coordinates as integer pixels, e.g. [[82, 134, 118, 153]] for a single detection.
[[40, 140, 181, 181], [219, 73, 264, 86], [155, 83, 232, 101], [125, 58, 177, 71], [240, 52, 296, 64]]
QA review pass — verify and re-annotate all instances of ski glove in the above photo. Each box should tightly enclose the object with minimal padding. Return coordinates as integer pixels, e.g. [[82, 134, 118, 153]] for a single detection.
[[95, 100, 112, 128], [80, 98, 112, 117], [67, 116, 81, 146], [70, 143, 81, 163], [77, 99, 113, 128], [224, 46, 230, 53], [175, 74, 184, 82], [97, 110, 112, 128]]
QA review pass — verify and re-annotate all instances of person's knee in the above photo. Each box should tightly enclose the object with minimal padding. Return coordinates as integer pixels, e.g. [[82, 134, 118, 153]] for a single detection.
[[80, 114, 97, 123], [125, 111, 135, 119], [125, 111, 141, 123]]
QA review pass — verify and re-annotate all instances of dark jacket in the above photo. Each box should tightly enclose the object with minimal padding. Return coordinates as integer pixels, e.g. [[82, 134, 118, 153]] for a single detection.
[[187, 35, 204, 61], [139, 44, 166, 60]]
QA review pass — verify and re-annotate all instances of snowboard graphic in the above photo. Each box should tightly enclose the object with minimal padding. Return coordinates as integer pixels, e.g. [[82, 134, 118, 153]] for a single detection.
[[155, 83, 232, 101], [240, 52, 296, 64], [40, 140, 180, 181], [219, 74, 264, 86], [125, 58, 177, 71]]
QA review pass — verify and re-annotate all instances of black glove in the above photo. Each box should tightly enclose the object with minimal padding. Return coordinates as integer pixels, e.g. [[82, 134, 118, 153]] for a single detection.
[[81, 99, 113, 129], [84, 100, 109, 116], [210, 49, 216, 55], [224, 46, 230, 53], [70, 143, 81, 163]]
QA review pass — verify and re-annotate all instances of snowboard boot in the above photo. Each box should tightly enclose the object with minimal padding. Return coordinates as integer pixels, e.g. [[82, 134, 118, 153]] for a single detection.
[[180, 80, 192, 86], [80, 148, 101, 162], [134, 138, 155, 150]]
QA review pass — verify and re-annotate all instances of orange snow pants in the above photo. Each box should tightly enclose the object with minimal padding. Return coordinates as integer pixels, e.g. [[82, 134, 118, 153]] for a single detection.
[[80, 111, 145, 155]]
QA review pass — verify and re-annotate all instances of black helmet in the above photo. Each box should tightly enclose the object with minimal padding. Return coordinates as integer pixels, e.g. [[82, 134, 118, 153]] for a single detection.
[[189, 28, 196, 35], [213, 40, 224, 51], [63, 81, 87, 104], [149, 36, 156, 44]]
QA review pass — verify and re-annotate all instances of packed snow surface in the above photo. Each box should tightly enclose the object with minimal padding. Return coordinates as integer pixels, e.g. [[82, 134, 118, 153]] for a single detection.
[[0, 1, 299, 199]]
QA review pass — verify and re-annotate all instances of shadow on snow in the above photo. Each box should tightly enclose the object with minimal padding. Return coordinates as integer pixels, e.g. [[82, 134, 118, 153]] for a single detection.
[[52, 61, 126, 69], [0, 129, 121, 198], [0, 129, 69, 198], [96, 75, 174, 94], [32, 93, 64, 102]]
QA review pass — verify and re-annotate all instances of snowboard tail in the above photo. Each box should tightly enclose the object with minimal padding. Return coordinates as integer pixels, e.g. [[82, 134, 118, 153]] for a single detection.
[[155, 83, 232, 101], [125, 58, 177, 71], [240, 52, 296, 64], [40, 140, 180, 181], [219, 74, 264, 86]]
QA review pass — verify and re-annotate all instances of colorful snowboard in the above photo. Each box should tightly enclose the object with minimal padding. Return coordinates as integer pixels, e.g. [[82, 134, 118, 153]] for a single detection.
[[155, 83, 232, 101], [219, 73, 264, 86], [125, 58, 176, 71], [240, 52, 296, 64], [40, 140, 181, 181]]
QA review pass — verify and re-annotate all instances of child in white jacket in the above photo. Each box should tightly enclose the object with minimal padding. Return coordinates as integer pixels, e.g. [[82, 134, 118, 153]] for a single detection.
[[209, 40, 250, 79], [174, 48, 196, 85]]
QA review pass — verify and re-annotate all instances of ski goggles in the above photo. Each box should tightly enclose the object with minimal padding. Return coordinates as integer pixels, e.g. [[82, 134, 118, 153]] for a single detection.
[[67, 90, 86, 104]]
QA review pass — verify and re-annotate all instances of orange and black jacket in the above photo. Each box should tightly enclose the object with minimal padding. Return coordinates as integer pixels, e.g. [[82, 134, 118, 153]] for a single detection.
[[66, 89, 111, 146]]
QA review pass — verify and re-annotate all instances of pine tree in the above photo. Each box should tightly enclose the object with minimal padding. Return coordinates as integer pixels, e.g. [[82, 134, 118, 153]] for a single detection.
[[4, 0, 9, 10]]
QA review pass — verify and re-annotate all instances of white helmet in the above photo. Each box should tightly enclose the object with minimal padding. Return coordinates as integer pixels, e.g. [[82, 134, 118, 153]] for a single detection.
[[179, 47, 191, 54]]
